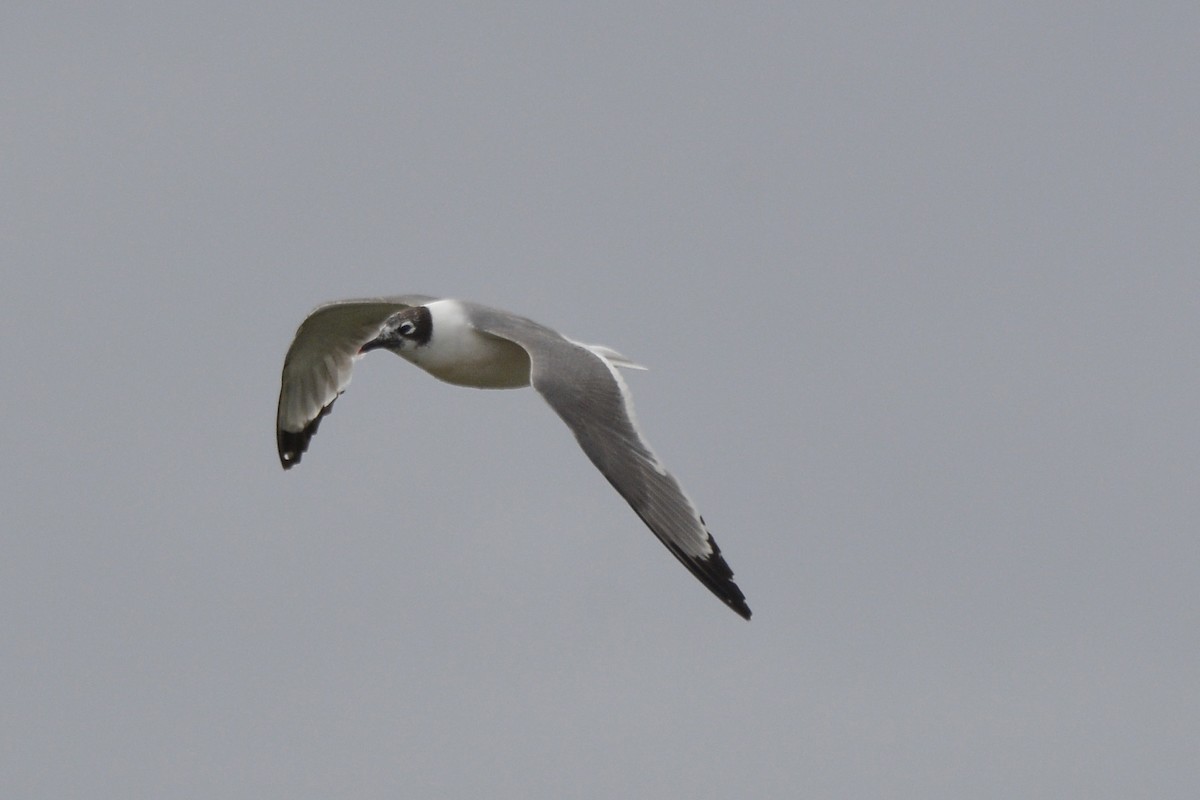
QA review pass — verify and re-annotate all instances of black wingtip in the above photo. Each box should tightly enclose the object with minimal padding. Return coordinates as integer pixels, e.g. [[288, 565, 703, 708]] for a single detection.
[[277, 400, 335, 469], [680, 526, 751, 620], [699, 550, 752, 620], [729, 592, 753, 620]]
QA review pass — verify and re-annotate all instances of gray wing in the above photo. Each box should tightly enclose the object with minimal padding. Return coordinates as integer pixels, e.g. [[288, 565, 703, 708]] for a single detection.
[[276, 295, 436, 468], [466, 304, 751, 619]]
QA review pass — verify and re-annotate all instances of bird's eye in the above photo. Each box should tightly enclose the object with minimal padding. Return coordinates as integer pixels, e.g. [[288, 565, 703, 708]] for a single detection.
[[398, 320, 416, 336]]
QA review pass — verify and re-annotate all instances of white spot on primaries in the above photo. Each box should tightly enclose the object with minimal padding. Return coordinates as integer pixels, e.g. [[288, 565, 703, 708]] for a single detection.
[[405, 300, 532, 388]]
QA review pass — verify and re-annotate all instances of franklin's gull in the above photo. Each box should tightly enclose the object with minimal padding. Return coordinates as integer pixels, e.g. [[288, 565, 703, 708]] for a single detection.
[[276, 296, 750, 619]]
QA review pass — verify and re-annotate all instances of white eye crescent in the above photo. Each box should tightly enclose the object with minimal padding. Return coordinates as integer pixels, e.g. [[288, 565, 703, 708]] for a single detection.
[[398, 320, 416, 335]]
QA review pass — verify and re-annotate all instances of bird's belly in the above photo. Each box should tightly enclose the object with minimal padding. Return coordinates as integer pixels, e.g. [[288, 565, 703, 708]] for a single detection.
[[404, 330, 531, 389]]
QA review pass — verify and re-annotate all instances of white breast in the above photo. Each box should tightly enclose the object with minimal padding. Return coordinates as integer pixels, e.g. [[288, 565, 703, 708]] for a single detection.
[[402, 299, 531, 389]]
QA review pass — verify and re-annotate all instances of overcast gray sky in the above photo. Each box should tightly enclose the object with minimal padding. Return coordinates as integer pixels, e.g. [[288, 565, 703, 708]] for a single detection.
[[3, 3, 1197, 798]]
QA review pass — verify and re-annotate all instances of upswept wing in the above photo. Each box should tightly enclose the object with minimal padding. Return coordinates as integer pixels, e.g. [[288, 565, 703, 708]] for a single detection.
[[276, 295, 435, 468], [465, 303, 751, 619]]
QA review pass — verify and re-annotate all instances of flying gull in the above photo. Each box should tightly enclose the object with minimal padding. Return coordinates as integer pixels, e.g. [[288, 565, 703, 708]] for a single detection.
[[276, 296, 751, 619]]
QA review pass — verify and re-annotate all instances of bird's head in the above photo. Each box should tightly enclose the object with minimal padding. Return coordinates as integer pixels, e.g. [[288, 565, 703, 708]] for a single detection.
[[359, 306, 433, 354]]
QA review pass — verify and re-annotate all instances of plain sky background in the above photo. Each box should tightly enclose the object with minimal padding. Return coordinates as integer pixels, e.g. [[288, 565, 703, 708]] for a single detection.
[[3, 3, 1197, 798]]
